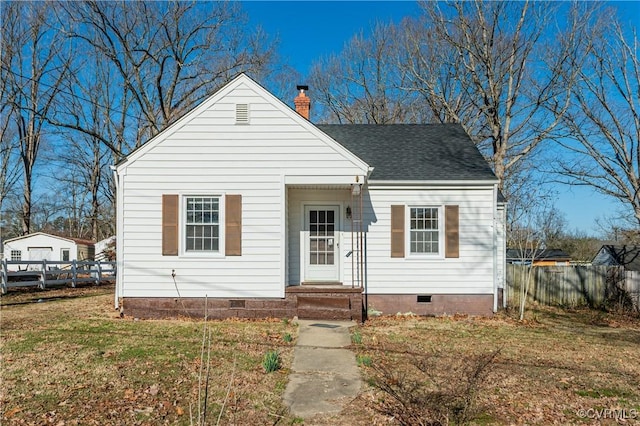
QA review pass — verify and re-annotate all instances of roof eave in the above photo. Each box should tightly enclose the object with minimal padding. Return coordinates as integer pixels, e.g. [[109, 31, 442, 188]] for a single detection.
[[367, 179, 499, 186]]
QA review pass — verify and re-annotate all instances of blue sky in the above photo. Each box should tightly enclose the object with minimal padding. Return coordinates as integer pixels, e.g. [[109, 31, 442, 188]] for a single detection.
[[242, 0, 640, 236]]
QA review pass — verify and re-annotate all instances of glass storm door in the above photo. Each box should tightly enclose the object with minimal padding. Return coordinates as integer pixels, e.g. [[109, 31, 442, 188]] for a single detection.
[[304, 206, 340, 282]]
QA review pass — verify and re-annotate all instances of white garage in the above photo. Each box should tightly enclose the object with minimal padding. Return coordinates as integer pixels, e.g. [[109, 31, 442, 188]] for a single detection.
[[3, 232, 95, 270]]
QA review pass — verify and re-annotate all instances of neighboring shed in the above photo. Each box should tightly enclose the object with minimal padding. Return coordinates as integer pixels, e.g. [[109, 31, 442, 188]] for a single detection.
[[506, 248, 572, 266], [3, 232, 95, 270], [592, 245, 640, 271], [114, 73, 505, 320]]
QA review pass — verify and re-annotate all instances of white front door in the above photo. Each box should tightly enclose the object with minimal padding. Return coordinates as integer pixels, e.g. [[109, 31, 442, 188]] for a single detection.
[[304, 205, 340, 282]]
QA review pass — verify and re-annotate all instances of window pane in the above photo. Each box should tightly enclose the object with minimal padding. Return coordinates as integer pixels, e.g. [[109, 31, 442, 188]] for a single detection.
[[410, 207, 439, 254], [185, 196, 220, 252]]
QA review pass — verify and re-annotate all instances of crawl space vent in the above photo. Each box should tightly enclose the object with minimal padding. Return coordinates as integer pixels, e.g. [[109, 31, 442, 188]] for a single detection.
[[417, 295, 432, 303], [230, 299, 245, 308], [235, 103, 249, 124]]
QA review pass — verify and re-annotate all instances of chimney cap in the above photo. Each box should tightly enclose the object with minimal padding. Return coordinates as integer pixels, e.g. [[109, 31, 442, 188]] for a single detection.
[[296, 85, 309, 91]]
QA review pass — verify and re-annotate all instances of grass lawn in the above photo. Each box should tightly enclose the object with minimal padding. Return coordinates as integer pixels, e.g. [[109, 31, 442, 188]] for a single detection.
[[2, 285, 640, 425], [344, 310, 640, 425], [1, 285, 298, 425]]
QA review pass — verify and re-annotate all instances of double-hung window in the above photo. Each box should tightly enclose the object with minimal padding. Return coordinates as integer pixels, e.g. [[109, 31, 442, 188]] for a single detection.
[[409, 207, 442, 255], [185, 196, 220, 252]]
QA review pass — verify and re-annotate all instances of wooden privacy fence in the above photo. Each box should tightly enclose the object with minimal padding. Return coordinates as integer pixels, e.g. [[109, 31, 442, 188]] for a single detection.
[[505, 264, 640, 310], [1, 260, 116, 295]]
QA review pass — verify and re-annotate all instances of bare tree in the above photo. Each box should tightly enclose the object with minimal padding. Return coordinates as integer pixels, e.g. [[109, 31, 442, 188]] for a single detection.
[[549, 11, 640, 226], [400, 1, 596, 197], [309, 23, 427, 124], [0, 37, 21, 215], [1, 2, 70, 235], [55, 0, 276, 158], [0, 111, 21, 215], [508, 195, 559, 320], [52, 51, 120, 241]]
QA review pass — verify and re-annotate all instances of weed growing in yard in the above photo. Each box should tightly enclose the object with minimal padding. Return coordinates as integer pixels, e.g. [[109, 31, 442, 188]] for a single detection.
[[262, 350, 281, 373], [283, 333, 293, 343], [356, 354, 372, 367], [351, 329, 363, 344]]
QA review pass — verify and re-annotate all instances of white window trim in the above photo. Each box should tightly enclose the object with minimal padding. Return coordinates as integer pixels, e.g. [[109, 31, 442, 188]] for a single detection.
[[406, 205, 445, 259], [179, 193, 226, 258]]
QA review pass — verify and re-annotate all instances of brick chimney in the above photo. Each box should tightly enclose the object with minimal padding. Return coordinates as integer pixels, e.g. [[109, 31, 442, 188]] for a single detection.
[[294, 85, 310, 120]]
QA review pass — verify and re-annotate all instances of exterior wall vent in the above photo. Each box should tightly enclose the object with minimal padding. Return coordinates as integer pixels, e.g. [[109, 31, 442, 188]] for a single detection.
[[230, 299, 246, 308], [417, 295, 432, 303], [235, 103, 249, 124]]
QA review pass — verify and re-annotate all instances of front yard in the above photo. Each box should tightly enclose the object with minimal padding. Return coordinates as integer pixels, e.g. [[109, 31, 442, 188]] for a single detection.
[[1, 286, 639, 425]]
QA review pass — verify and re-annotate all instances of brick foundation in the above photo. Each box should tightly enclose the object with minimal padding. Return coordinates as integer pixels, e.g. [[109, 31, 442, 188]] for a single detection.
[[123, 286, 364, 322], [122, 290, 492, 321], [365, 294, 494, 317]]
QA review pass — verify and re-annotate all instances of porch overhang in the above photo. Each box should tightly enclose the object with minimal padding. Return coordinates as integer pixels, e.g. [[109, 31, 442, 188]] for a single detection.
[[284, 175, 367, 186]]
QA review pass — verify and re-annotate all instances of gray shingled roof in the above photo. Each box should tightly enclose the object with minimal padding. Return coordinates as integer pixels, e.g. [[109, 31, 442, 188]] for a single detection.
[[317, 124, 498, 182], [593, 245, 640, 271], [506, 248, 571, 262]]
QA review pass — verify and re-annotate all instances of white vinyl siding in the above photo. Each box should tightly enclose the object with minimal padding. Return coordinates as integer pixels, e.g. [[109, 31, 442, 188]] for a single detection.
[[363, 186, 496, 295], [117, 78, 368, 299]]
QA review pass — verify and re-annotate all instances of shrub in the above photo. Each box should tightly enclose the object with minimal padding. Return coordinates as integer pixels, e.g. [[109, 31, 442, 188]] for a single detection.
[[262, 350, 281, 373], [369, 347, 501, 425]]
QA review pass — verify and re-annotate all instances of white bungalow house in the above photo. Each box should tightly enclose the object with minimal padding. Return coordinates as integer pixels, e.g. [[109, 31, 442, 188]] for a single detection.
[[114, 74, 505, 321], [3, 232, 95, 271]]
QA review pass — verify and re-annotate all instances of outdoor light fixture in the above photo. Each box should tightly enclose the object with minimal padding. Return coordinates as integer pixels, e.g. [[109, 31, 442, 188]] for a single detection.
[[351, 184, 361, 196], [346, 206, 352, 219]]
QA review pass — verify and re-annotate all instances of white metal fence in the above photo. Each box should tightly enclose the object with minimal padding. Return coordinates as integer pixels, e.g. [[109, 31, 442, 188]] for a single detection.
[[1, 260, 116, 294]]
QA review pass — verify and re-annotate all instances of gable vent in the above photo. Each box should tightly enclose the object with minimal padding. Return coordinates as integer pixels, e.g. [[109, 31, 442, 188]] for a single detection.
[[236, 103, 249, 124]]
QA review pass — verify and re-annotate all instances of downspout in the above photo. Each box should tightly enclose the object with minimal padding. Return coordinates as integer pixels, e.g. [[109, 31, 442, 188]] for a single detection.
[[364, 167, 373, 319], [502, 202, 507, 308], [492, 183, 499, 313], [110, 165, 120, 310]]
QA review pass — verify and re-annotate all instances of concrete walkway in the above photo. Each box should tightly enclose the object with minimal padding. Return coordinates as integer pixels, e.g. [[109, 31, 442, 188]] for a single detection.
[[283, 319, 362, 419]]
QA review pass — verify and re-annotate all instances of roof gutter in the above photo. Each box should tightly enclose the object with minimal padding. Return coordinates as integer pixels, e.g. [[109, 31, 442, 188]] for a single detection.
[[368, 179, 499, 187]]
